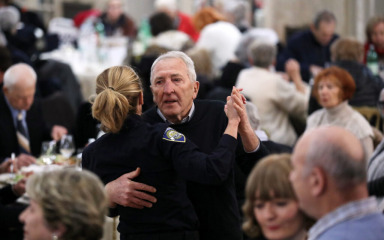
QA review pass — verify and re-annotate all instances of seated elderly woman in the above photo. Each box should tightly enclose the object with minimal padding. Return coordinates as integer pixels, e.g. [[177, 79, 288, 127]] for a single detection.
[[306, 66, 374, 159], [242, 154, 312, 240], [19, 169, 108, 240]]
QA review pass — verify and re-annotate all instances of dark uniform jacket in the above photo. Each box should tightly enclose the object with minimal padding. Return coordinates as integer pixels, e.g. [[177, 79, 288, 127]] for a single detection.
[[82, 114, 237, 235]]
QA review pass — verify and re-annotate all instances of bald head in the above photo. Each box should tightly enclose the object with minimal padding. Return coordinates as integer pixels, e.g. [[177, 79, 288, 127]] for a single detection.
[[295, 126, 366, 189], [3, 63, 36, 110]]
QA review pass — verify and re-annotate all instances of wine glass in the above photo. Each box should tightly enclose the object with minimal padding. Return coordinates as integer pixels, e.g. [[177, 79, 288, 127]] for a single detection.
[[60, 135, 75, 159], [41, 141, 56, 164]]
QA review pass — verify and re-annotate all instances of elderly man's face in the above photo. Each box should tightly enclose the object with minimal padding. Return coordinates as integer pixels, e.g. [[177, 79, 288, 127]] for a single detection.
[[4, 81, 35, 111], [312, 21, 336, 46], [151, 58, 199, 124]]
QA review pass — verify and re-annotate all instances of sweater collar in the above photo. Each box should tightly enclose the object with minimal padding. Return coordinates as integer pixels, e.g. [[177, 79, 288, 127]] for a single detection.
[[324, 100, 349, 116]]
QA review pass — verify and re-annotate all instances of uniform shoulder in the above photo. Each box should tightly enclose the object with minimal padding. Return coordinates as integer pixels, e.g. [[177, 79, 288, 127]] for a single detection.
[[142, 106, 161, 124]]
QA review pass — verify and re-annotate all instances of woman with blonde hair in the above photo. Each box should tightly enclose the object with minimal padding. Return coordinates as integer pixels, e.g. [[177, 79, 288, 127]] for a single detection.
[[243, 154, 312, 240], [82, 65, 242, 239], [19, 169, 108, 240]]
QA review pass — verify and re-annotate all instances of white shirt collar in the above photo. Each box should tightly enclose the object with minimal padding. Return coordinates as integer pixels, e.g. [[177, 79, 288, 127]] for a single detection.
[[157, 103, 195, 124]]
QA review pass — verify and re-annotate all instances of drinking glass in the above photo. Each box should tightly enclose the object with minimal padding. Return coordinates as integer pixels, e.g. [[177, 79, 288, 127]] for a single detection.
[[60, 135, 75, 159], [41, 141, 56, 164]]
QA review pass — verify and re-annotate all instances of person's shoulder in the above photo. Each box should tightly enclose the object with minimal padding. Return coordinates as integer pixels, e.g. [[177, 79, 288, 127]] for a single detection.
[[351, 108, 373, 127], [287, 29, 311, 44], [195, 99, 225, 110], [160, 126, 187, 144], [142, 106, 161, 124], [317, 213, 384, 240], [307, 108, 325, 123]]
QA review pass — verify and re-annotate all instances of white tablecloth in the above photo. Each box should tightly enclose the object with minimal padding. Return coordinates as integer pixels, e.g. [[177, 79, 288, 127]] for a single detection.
[[41, 38, 128, 100]]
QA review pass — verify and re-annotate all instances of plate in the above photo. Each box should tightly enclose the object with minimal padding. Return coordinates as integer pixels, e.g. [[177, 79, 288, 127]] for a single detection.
[[0, 173, 15, 186]]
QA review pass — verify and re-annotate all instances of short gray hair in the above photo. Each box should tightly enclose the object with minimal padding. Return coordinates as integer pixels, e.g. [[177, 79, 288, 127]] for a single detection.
[[224, 0, 250, 28], [313, 10, 336, 29], [304, 133, 366, 190], [150, 51, 197, 84], [3, 63, 37, 91], [235, 28, 279, 65], [248, 40, 276, 68], [0, 6, 20, 32]]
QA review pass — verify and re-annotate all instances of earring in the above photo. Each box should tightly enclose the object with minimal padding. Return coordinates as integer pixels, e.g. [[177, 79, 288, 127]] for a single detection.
[[52, 234, 58, 240]]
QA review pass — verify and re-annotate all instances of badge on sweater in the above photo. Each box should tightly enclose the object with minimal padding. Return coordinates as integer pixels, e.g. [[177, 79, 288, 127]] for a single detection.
[[163, 127, 186, 143]]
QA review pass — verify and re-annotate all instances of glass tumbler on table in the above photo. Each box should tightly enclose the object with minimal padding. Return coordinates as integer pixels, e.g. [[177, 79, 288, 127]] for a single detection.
[[41, 141, 56, 164], [60, 135, 75, 159]]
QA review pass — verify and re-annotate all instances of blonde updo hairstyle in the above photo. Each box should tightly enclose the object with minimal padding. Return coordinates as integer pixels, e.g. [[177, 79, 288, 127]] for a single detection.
[[92, 66, 143, 133], [26, 169, 108, 240]]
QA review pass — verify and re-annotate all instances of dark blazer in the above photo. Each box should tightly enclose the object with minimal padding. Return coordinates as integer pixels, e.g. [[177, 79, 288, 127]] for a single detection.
[[276, 29, 339, 82], [0, 92, 50, 162]]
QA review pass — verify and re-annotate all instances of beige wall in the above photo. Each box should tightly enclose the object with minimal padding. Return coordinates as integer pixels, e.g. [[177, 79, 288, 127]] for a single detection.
[[14, 0, 384, 44], [263, 0, 384, 44]]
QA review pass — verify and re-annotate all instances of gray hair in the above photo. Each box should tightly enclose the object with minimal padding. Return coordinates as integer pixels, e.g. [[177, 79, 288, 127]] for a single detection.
[[248, 40, 276, 68], [0, 6, 20, 32], [26, 169, 108, 240], [3, 63, 37, 91], [236, 28, 279, 65], [303, 133, 366, 190], [223, 0, 250, 29], [150, 51, 197, 84], [313, 10, 336, 29]]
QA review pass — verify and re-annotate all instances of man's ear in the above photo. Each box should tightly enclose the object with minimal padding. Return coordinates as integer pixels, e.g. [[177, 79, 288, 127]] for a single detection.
[[310, 23, 316, 33], [3, 86, 9, 97], [309, 167, 326, 197], [192, 81, 200, 99]]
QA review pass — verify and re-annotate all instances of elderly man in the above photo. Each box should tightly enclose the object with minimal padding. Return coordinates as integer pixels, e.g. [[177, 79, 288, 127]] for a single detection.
[[290, 126, 384, 240], [105, 51, 268, 240], [236, 40, 309, 146], [0, 63, 67, 169], [277, 10, 339, 82]]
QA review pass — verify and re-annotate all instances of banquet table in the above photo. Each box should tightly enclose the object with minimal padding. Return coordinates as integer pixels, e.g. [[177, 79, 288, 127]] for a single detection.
[[40, 37, 129, 101], [0, 163, 120, 240]]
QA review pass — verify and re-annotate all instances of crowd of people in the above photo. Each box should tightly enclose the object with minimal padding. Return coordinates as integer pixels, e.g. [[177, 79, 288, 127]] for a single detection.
[[1, 0, 384, 240]]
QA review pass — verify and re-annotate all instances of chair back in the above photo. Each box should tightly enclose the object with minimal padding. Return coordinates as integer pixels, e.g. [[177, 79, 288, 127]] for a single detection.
[[353, 106, 383, 131]]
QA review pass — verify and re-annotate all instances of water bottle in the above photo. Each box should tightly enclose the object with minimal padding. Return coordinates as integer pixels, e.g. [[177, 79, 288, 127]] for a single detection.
[[367, 44, 379, 76], [95, 19, 107, 63]]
